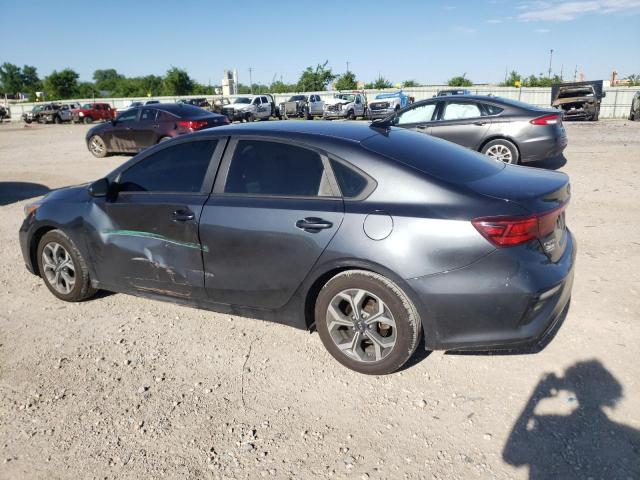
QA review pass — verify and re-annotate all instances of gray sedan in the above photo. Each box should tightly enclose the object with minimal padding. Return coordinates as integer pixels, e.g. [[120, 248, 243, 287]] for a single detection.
[[377, 95, 567, 164]]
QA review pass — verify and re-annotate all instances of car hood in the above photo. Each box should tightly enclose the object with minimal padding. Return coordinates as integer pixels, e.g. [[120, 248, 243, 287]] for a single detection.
[[86, 122, 113, 139], [42, 184, 91, 203], [228, 103, 252, 110], [325, 97, 353, 106]]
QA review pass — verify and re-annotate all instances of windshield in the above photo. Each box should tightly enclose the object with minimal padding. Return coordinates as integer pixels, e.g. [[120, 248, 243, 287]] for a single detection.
[[289, 95, 306, 101], [32, 106, 42, 112], [234, 97, 252, 104], [335, 94, 355, 102], [81, 104, 92, 109], [558, 88, 594, 98]]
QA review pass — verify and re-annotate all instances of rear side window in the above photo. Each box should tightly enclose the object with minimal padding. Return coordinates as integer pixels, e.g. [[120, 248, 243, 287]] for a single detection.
[[441, 102, 483, 120], [225, 140, 328, 196], [330, 159, 368, 198], [140, 108, 157, 122], [119, 140, 217, 193], [483, 104, 504, 115]]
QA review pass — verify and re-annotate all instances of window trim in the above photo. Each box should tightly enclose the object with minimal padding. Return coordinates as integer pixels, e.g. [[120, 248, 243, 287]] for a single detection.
[[113, 137, 227, 196], [212, 136, 342, 200]]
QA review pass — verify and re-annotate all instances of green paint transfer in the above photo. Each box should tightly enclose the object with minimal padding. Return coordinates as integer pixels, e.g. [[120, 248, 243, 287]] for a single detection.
[[103, 229, 209, 252]]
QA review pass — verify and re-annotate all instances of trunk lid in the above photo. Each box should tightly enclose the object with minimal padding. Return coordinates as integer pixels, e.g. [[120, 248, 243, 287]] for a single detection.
[[467, 164, 570, 262]]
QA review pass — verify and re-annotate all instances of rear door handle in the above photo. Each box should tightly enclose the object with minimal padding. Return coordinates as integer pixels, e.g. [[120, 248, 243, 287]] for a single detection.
[[296, 217, 333, 231], [172, 209, 195, 222]]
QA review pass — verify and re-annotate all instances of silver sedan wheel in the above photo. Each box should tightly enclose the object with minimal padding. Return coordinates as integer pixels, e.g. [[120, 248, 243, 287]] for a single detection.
[[89, 136, 105, 156], [326, 288, 397, 363], [485, 144, 513, 163], [41, 242, 76, 295]]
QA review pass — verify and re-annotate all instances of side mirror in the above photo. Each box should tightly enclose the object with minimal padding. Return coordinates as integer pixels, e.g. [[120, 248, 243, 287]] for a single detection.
[[88, 178, 111, 197], [601, 92, 607, 98]]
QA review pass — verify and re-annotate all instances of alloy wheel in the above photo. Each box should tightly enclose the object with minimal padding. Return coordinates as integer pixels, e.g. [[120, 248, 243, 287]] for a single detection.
[[485, 144, 513, 163], [89, 136, 105, 156], [326, 288, 397, 363], [41, 242, 76, 294]]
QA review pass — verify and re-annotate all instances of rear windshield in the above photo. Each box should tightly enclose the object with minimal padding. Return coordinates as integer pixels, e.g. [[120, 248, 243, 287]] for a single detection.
[[361, 128, 504, 183], [558, 88, 594, 98]]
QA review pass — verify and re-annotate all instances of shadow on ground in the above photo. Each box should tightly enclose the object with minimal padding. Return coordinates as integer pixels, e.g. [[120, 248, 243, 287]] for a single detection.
[[531, 154, 567, 170], [503, 360, 640, 479], [0, 182, 50, 206]]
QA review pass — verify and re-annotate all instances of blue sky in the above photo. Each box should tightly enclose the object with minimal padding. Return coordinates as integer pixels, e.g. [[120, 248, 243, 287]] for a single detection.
[[0, 0, 639, 86]]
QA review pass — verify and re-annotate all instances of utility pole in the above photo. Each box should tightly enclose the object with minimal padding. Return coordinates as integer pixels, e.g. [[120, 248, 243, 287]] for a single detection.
[[573, 65, 578, 81], [346, 61, 350, 73], [559, 64, 563, 81], [548, 49, 554, 77], [248, 67, 253, 94]]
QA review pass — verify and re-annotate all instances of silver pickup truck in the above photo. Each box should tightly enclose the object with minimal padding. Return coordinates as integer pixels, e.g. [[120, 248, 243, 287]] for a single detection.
[[281, 94, 324, 119]]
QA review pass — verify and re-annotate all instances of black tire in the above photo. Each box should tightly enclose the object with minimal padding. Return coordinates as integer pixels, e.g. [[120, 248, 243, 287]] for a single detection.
[[315, 270, 422, 375], [83, 116, 93, 124], [481, 138, 520, 164], [54, 115, 62, 124], [37, 229, 97, 302], [346, 109, 355, 120], [245, 112, 255, 123], [88, 135, 108, 158], [25, 118, 32, 124], [304, 107, 311, 120]]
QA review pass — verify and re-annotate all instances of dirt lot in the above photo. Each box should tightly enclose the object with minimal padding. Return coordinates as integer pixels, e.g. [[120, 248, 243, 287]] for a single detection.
[[1, 120, 639, 479]]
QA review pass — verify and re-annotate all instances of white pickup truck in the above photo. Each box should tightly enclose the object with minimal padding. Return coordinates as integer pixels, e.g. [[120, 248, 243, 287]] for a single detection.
[[280, 94, 325, 119], [323, 91, 367, 120]]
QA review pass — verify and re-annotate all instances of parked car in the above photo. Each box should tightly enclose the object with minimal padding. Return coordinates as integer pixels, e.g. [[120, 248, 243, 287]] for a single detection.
[[179, 98, 211, 108], [368, 90, 410, 120], [85, 103, 229, 157], [117, 101, 144, 113], [210, 97, 231, 115], [628, 91, 640, 121], [551, 80, 605, 121], [40, 103, 79, 124], [374, 95, 567, 164], [58, 103, 81, 123], [0, 103, 11, 121], [436, 89, 471, 97], [323, 91, 367, 120], [72, 103, 116, 124], [280, 94, 324, 119], [20, 121, 575, 375], [222, 94, 281, 122], [22, 105, 44, 124]]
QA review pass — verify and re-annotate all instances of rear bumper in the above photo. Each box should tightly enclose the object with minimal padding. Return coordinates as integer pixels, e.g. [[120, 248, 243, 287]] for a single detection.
[[519, 130, 568, 163], [408, 230, 576, 351]]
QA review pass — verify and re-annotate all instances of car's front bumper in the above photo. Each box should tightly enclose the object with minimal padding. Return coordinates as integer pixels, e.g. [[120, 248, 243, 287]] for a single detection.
[[19, 214, 37, 275], [323, 109, 349, 119], [407, 229, 576, 351], [368, 108, 394, 119]]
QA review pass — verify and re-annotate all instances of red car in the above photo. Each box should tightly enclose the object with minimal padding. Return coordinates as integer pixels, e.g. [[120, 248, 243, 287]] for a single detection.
[[72, 103, 115, 124]]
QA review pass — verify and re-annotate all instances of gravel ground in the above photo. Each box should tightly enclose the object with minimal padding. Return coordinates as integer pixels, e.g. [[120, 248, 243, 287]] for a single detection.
[[1, 120, 639, 479]]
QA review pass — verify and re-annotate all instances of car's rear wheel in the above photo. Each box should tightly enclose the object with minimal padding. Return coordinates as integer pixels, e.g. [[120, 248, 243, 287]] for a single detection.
[[315, 270, 422, 375], [482, 139, 519, 164], [88, 135, 107, 158], [37, 230, 97, 302]]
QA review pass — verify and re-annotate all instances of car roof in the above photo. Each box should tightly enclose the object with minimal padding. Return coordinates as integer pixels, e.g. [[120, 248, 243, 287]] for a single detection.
[[194, 119, 379, 142]]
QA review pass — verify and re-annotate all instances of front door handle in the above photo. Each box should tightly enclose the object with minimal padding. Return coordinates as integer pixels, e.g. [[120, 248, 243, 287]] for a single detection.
[[171, 209, 195, 222], [296, 217, 333, 231], [416, 125, 428, 130], [473, 121, 487, 126]]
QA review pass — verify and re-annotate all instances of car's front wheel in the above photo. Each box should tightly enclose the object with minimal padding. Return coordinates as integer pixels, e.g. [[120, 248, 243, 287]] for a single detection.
[[37, 230, 97, 302], [83, 116, 93, 124], [315, 270, 422, 375], [88, 135, 107, 158], [481, 139, 519, 164]]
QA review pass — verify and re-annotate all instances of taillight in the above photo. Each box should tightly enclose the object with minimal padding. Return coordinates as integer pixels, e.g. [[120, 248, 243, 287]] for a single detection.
[[178, 120, 209, 130], [472, 203, 567, 247], [530, 114, 560, 126]]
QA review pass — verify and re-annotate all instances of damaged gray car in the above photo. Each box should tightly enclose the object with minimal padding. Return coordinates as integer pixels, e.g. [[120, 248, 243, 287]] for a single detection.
[[551, 80, 605, 121]]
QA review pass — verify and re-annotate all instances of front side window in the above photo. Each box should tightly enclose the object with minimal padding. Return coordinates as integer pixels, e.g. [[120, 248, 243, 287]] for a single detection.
[[396, 103, 436, 125], [116, 109, 138, 123], [441, 102, 483, 120], [118, 140, 217, 193], [261, 96, 269, 103], [225, 140, 327, 197]]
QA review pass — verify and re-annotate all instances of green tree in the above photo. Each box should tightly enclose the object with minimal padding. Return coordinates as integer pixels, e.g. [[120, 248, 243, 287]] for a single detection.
[[335, 71, 358, 91], [297, 61, 336, 92], [21, 65, 41, 91], [522, 74, 562, 87], [365, 76, 393, 89], [269, 80, 296, 93], [0, 62, 23, 94], [626, 74, 640, 86], [402, 79, 420, 87], [447, 73, 473, 87], [500, 70, 522, 87], [93, 68, 124, 93], [162, 67, 194, 96], [76, 82, 97, 99], [43, 68, 79, 99]]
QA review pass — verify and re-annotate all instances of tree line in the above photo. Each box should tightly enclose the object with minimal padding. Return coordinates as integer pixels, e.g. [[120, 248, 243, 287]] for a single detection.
[[0, 61, 428, 101]]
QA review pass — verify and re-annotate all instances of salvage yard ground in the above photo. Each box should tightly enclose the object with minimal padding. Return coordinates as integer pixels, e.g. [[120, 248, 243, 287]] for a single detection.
[[0, 120, 639, 479]]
